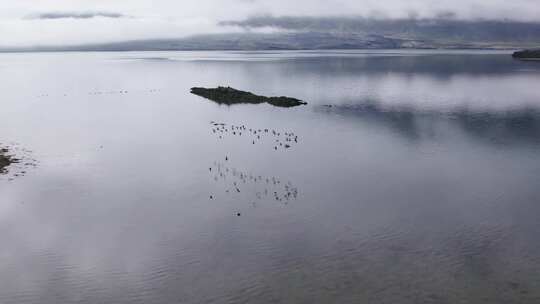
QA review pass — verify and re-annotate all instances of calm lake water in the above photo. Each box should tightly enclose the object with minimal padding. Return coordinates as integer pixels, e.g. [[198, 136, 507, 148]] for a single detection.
[[1, 50, 540, 303]]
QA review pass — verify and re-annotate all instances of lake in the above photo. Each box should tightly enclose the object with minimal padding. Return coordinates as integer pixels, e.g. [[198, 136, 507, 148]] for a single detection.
[[1, 50, 539, 303]]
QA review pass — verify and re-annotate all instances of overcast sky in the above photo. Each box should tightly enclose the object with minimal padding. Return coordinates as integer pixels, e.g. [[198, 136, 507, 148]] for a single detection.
[[1, 0, 540, 46]]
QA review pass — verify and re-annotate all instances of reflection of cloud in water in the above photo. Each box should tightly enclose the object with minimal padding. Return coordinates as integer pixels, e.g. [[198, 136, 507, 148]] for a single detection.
[[191, 54, 540, 112], [209, 161, 299, 205], [187, 52, 535, 77], [280, 54, 539, 77], [316, 103, 540, 147]]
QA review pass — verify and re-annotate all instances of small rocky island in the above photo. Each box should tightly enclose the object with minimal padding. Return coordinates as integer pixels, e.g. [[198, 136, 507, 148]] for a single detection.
[[0, 148, 16, 174], [191, 86, 307, 108], [512, 49, 540, 60]]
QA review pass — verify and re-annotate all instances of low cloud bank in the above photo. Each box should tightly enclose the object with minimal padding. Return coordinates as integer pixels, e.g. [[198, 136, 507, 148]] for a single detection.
[[26, 12, 126, 20]]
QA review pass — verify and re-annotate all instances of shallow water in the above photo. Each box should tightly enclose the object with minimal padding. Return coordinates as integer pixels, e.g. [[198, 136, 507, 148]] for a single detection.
[[1, 50, 540, 303]]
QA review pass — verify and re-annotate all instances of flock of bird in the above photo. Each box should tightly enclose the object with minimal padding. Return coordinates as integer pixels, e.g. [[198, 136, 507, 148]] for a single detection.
[[209, 121, 299, 151], [0, 143, 38, 181], [207, 121, 301, 215], [36, 89, 161, 98]]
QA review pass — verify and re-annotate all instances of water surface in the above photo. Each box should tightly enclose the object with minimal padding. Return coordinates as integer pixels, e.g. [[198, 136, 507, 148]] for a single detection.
[[1, 50, 539, 303]]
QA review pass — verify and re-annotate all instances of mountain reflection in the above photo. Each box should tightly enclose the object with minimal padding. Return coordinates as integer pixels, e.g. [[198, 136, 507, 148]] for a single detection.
[[189, 52, 540, 78]]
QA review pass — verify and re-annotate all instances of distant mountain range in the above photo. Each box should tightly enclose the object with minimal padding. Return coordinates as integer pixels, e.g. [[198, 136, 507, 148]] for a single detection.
[[3, 17, 540, 52]]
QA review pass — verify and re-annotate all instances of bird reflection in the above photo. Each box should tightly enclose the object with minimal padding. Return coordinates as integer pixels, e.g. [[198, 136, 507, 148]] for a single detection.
[[208, 161, 299, 205]]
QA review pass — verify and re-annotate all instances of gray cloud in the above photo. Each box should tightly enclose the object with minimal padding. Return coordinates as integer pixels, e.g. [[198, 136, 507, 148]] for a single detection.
[[26, 12, 127, 20], [4, 0, 540, 46], [221, 14, 540, 30], [220, 15, 540, 42]]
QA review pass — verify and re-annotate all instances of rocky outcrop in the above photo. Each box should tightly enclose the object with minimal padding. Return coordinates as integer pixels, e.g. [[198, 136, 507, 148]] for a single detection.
[[0, 148, 15, 173], [191, 86, 307, 108], [512, 49, 540, 59]]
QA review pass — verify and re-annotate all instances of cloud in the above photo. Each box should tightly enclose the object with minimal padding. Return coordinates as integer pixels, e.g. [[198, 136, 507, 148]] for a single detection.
[[220, 15, 540, 34], [26, 11, 127, 20], [3, 0, 540, 46], [216, 15, 540, 45]]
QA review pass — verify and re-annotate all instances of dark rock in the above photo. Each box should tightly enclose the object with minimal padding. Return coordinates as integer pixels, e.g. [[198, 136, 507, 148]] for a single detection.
[[512, 49, 540, 60], [0, 151, 13, 173], [190, 86, 307, 108]]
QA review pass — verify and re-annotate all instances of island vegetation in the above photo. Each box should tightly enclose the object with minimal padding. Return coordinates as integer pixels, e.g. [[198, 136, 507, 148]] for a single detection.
[[190, 86, 307, 108], [512, 49, 540, 59]]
